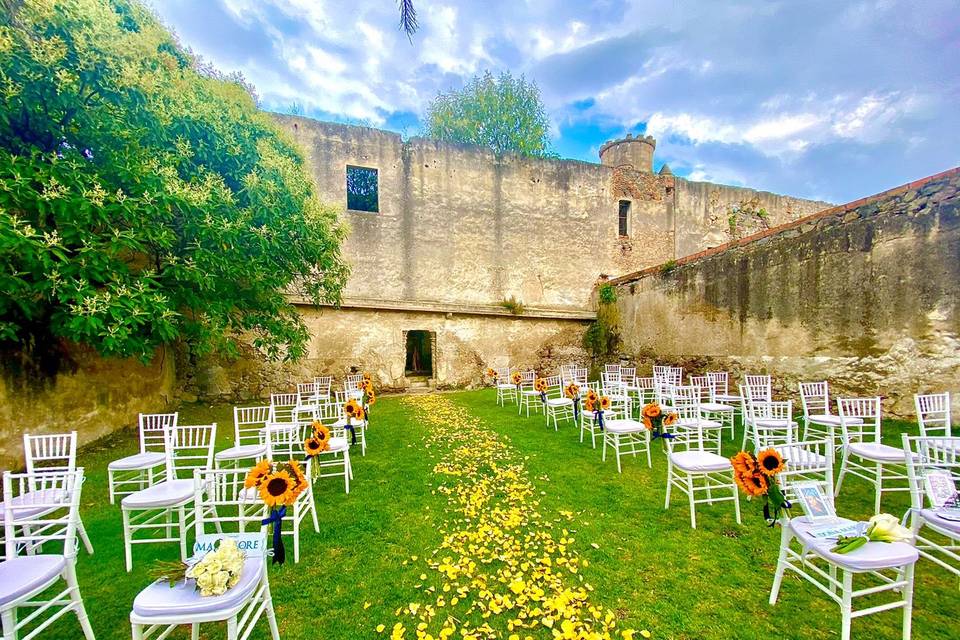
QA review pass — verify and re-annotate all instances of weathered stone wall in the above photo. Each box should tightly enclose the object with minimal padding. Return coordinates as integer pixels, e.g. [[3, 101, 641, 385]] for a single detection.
[[0, 344, 176, 471], [181, 307, 592, 400], [611, 168, 960, 416]]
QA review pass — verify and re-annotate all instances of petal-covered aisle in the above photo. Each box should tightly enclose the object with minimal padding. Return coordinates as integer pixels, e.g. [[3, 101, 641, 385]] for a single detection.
[[379, 394, 648, 640]]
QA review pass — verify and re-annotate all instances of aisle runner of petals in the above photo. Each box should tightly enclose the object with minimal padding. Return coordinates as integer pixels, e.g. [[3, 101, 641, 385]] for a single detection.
[[378, 394, 647, 640]]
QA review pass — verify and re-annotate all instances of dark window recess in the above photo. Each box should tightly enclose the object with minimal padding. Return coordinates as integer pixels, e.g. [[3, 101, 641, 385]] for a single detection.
[[618, 200, 631, 236], [346, 165, 379, 212], [405, 330, 433, 375]]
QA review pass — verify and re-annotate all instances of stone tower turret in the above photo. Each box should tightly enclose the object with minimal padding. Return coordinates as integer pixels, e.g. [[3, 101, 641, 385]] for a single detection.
[[598, 134, 656, 173]]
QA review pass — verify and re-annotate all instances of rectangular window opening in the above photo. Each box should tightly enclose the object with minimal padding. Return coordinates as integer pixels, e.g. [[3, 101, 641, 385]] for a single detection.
[[618, 200, 631, 237], [346, 165, 379, 213]]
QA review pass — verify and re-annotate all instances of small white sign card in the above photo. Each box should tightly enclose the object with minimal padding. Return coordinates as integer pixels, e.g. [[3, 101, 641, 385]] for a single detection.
[[924, 470, 960, 521], [795, 482, 836, 522]]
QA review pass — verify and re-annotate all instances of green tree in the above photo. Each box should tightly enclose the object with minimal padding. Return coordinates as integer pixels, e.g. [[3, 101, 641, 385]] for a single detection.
[[424, 71, 555, 157], [0, 0, 348, 371]]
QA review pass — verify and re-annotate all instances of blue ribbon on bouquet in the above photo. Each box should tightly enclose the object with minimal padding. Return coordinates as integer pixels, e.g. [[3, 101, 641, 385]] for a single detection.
[[540, 391, 547, 404], [345, 421, 357, 445], [652, 429, 675, 440], [573, 397, 580, 420], [593, 409, 605, 431], [261, 506, 287, 565]]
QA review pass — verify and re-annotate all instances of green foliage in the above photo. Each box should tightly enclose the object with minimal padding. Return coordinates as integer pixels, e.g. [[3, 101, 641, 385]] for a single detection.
[[499, 296, 525, 315], [424, 71, 555, 158], [583, 288, 620, 359], [659, 260, 677, 275], [0, 0, 348, 366], [597, 282, 617, 305]]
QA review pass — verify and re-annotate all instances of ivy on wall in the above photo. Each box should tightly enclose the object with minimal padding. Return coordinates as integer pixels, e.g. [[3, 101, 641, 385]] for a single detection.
[[584, 283, 620, 359]]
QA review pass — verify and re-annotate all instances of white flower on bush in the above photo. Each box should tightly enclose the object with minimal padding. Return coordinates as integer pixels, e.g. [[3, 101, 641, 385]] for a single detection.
[[185, 538, 245, 597]]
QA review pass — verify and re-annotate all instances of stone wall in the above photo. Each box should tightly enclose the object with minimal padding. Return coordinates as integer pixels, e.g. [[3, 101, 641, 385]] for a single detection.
[[0, 344, 176, 471], [610, 168, 960, 416]]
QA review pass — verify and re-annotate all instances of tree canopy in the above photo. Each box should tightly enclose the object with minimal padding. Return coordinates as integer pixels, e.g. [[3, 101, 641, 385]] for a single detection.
[[0, 0, 348, 370], [423, 71, 555, 158]]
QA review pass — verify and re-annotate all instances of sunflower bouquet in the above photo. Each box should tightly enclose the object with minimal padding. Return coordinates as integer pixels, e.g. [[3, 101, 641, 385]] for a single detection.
[[343, 398, 366, 445], [534, 377, 548, 403], [641, 403, 677, 440], [358, 375, 376, 419], [731, 449, 791, 525], [244, 459, 309, 564], [583, 391, 611, 429], [510, 371, 523, 388], [564, 382, 581, 419], [485, 367, 498, 384], [304, 421, 331, 457]]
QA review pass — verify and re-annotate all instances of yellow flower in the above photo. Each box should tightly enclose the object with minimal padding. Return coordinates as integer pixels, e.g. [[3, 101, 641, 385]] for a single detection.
[[259, 470, 297, 508], [244, 459, 271, 488], [564, 383, 580, 399], [756, 448, 786, 476], [642, 403, 661, 419], [599, 396, 611, 410], [345, 398, 363, 418]]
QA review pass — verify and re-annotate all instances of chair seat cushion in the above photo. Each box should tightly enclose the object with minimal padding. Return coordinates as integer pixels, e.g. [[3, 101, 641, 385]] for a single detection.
[[521, 390, 540, 396], [807, 414, 862, 426], [323, 436, 350, 453], [604, 419, 646, 435], [753, 419, 798, 429], [789, 517, 918, 571], [919, 508, 960, 537], [545, 398, 573, 407], [132, 558, 263, 617], [848, 442, 911, 462], [700, 402, 734, 412], [0, 489, 65, 523], [776, 445, 828, 468], [670, 450, 731, 472], [108, 451, 166, 471], [675, 418, 722, 430], [715, 393, 741, 403], [0, 555, 66, 606], [122, 479, 194, 509], [215, 444, 267, 462]]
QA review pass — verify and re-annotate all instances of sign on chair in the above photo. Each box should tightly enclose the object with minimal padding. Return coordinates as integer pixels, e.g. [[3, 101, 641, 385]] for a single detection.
[[193, 532, 266, 558]]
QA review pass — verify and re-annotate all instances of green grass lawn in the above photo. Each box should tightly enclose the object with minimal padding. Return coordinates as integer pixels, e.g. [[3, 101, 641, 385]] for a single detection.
[[33, 390, 960, 639]]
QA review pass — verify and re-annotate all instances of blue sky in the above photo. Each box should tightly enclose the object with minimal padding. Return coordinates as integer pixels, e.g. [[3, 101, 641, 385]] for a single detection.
[[149, 0, 959, 203]]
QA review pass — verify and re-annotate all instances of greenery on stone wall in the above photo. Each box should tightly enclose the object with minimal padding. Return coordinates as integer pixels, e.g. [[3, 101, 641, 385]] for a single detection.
[[0, 0, 348, 377], [584, 283, 620, 359]]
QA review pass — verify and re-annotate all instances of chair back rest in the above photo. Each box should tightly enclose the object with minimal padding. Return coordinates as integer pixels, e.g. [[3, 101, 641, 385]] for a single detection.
[[297, 382, 322, 406], [545, 375, 564, 398], [233, 406, 271, 447], [902, 434, 960, 512], [837, 397, 882, 444], [620, 367, 636, 380], [313, 377, 333, 398], [687, 376, 713, 403], [706, 371, 730, 395], [775, 438, 835, 510], [167, 423, 217, 479], [269, 394, 299, 423], [265, 424, 305, 460], [744, 375, 772, 398], [915, 392, 952, 438], [494, 366, 510, 381], [604, 364, 621, 375], [23, 431, 77, 475], [799, 381, 830, 418], [752, 401, 795, 450], [602, 369, 622, 385], [3, 469, 84, 560], [565, 367, 587, 385], [139, 412, 178, 454], [671, 385, 701, 419], [193, 468, 266, 536], [519, 370, 536, 388], [345, 374, 363, 392]]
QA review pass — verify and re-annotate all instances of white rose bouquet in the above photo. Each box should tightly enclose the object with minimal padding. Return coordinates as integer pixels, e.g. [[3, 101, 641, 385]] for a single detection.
[[831, 513, 913, 554], [185, 538, 246, 597]]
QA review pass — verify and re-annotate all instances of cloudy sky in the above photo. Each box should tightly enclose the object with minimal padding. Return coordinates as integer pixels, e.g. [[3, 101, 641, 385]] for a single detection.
[[149, 0, 958, 203]]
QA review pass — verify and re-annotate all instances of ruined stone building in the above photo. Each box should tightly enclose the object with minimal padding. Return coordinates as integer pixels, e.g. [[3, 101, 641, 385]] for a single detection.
[[273, 116, 830, 391]]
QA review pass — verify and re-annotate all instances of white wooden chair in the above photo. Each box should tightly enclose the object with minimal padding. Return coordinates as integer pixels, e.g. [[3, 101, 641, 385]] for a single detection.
[[603, 364, 621, 380], [215, 406, 270, 467], [494, 366, 516, 406], [121, 423, 217, 571], [663, 392, 741, 529], [578, 382, 607, 448], [689, 375, 735, 440], [194, 468, 266, 537], [264, 425, 319, 562], [268, 394, 299, 423], [915, 392, 956, 452], [130, 524, 279, 640], [517, 371, 540, 417], [565, 367, 588, 386], [313, 376, 333, 400], [602, 397, 651, 472], [20, 432, 94, 557], [334, 390, 367, 455], [107, 413, 178, 504], [739, 383, 773, 450], [303, 401, 353, 493], [835, 397, 911, 513], [799, 381, 862, 445], [707, 371, 741, 406], [670, 385, 723, 436], [543, 375, 574, 430], [902, 434, 960, 580], [344, 374, 364, 400], [1, 469, 95, 640]]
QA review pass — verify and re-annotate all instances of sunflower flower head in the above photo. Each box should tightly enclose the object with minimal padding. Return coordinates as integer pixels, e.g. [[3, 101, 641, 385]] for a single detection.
[[585, 389, 599, 404], [642, 416, 653, 430], [756, 448, 786, 476], [734, 469, 769, 497], [511, 372, 523, 385], [663, 412, 678, 427], [599, 395, 612, 410], [564, 383, 580, 399], [534, 378, 548, 392], [259, 470, 297, 508], [642, 403, 662, 419], [344, 399, 362, 418], [244, 459, 271, 489], [730, 451, 757, 475]]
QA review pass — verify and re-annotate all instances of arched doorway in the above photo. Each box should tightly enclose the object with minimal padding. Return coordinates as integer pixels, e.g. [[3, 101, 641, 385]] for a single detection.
[[404, 330, 433, 377]]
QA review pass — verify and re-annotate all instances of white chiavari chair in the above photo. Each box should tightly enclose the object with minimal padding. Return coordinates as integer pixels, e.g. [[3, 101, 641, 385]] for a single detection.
[[740, 383, 773, 450], [215, 406, 270, 467], [799, 381, 862, 446], [107, 413, 178, 504], [915, 392, 956, 452], [268, 393, 299, 423], [334, 390, 367, 455], [689, 375, 735, 440], [602, 397, 651, 472], [495, 366, 516, 406], [306, 401, 353, 493], [903, 434, 960, 580], [263, 425, 319, 563], [543, 375, 575, 430], [121, 423, 217, 571], [578, 382, 605, 448], [517, 371, 540, 417], [1, 469, 95, 640]]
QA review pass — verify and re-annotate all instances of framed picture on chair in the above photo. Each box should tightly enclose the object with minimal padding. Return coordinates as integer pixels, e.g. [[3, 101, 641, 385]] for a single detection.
[[923, 470, 957, 508], [795, 482, 835, 521]]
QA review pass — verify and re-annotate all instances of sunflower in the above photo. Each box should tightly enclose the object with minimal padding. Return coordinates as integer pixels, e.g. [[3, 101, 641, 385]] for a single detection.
[[304, 436, 326, 457], [312, 422, 331, 442], [286, 460, 308, 498], [486, 368, 497, 379], [362, 372, 372, 382], [259, 470, 297, 508], [511, 371, 523, 385], [344, 399, 362, 418], [642, 403, 662, 419], [367, 391, 377, 405], [756, 448, 786, 476], [663, 412, 678, 427], [599, 396, 611, 410], [583, 399, 596, 413], [564, 383, 580, 399], [355, 406, 367, 421], [244, 459, 271, 489], [730, 451, 757, 475], [585, 389, 599, 404], [642, 416, 653, 430], [534, 378, 548, 392], [734, 470, 769, 497]]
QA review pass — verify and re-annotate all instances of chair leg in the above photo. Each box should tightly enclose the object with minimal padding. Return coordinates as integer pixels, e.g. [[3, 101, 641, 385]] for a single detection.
[[902, 563, 915, 640], [77, 517, 95, 555], [687, 475, 697, 529], [664, 464, 673, 509], [131, 622, 143, 640], [178, 506, 188, 563], [191, 623, 200, 640], [835, 449, 850, 496], [3, 606, 18, 640], [874, 462, 883, 514], [768, 523, 792, 604], [264, 582, 281, 640], [840, 571, 853, 640], [732, 479, 742, 524], [601, 435, 607, 462], [645, 432, 652, 468], [62, 561, 95, 640], [293, 507, 301, 564], [122, 508, 133, 572], [344, 450, 351, 494], [615, 436, 622, 474], [108, 469, 116, 505], [227, 616, 239, 640], [309, 484, 320, 532]]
